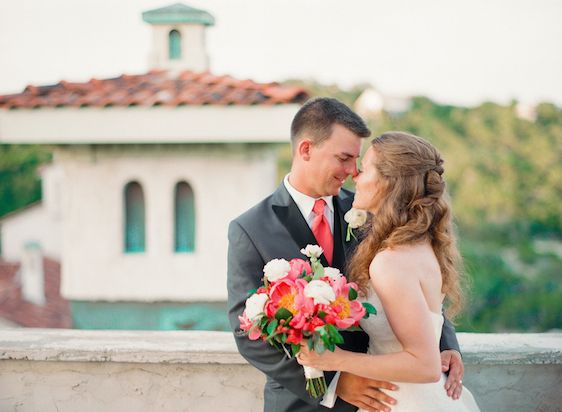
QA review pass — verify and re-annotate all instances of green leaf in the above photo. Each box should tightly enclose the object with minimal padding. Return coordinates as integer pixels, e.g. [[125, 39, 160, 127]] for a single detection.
[[307, 338, 314, 350], [275, 308, 292, 321], [348, 287, 358, 301], [291, 344, 301, 356], [247, 288, 258, 295], [325, 324, 344, 345], [316, 326, 335, 352], [363, 302, 377, 315], [313, 336, 327, 353], [317, 311, 327, 319], [267, 319, 278, 336]]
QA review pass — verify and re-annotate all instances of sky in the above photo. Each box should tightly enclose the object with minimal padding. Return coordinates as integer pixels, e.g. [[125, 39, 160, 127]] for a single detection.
[[0, 0, 561, 106]]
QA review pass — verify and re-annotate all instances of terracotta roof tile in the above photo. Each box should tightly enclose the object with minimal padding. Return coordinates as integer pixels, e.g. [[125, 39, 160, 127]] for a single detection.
[[0, 258, 72, 328], [0, 70, 309, 109]]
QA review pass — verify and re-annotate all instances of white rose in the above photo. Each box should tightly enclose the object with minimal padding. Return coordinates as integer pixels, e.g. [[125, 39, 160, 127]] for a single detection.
[[344, 208, 368, 229], [263, 258, 291, 282], [300, 244, 323, 259], [324, 267, 343, 281], [304, 280, 336, 305], [245, 293, 269, 321]]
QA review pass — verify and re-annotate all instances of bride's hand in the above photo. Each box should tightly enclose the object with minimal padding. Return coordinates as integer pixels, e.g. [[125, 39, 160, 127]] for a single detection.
[[296, 344, 343, 371]]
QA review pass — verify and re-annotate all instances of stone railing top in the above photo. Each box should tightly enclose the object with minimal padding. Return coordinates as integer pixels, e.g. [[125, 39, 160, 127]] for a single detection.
[[0, 329, 560, 365]]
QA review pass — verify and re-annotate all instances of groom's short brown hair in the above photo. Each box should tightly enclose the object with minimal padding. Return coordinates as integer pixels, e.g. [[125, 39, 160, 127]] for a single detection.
[[290, 97, 371, 148]]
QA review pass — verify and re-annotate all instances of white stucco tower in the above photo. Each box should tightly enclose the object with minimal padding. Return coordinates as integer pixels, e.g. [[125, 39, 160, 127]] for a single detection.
[[142, 3, 214, 72]]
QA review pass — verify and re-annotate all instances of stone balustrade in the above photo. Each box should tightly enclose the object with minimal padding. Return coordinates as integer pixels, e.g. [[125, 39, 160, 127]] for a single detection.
[[0, 329, 560, 411]]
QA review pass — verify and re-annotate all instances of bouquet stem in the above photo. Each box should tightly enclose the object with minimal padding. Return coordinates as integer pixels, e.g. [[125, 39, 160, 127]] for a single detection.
[[303, 366, 327, 398]]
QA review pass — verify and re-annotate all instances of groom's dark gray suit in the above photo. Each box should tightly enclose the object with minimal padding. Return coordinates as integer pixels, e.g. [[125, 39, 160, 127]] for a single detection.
[[227, 183, 460, 412]]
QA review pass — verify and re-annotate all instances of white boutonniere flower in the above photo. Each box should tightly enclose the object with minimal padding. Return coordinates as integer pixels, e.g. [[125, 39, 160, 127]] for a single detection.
[[344, 208, 367, 241]]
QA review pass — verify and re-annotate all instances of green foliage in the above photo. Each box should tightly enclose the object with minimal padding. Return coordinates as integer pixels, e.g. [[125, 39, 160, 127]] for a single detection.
[[369, 97, 562, 235], [456, 232, 562, 332], [283, 79, 368, 108], [0, 144, 52, 217]]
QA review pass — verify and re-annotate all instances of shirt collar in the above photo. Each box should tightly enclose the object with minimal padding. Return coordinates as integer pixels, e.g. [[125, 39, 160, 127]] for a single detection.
[[283, 174, 334, 218]]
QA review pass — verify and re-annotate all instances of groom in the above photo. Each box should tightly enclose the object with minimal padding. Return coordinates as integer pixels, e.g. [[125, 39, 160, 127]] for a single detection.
[[227, 97, 464, 412]]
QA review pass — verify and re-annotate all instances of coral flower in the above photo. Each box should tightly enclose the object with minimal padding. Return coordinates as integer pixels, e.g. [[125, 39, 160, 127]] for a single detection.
[[324, 277, 366, 328], [265, 278, 315, 320], [286, 328, 303, 345]]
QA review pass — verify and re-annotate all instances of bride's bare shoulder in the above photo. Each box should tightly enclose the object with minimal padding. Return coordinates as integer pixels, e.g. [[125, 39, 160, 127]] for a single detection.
[[369, 243, 429, 284]]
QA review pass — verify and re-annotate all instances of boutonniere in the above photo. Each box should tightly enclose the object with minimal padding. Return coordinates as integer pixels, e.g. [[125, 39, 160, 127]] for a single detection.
[[344, 208, 367, 241]]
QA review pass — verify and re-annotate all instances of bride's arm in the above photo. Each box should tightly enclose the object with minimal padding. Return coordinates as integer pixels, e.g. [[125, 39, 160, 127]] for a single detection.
[[298, 251, 442, 383]]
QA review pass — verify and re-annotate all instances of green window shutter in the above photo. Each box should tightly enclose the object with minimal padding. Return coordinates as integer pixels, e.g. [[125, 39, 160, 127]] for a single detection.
[[175, 182, 195, 252], [124, 182, 145, 253], [169, 29, 182, 60]]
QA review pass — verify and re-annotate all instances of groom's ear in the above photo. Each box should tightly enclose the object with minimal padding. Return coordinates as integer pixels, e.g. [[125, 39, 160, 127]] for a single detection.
[[298, 139, 313, 161]]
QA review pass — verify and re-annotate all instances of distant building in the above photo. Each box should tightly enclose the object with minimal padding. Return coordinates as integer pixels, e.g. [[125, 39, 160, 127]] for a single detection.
[[515, 102, 537, 122], [0, 3, 308, 330], [354, 87, 411, 118]]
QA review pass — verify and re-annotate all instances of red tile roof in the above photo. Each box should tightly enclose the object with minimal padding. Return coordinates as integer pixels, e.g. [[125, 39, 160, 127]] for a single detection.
[[0, 257, 72, 328], [0, 70, 309, 109]]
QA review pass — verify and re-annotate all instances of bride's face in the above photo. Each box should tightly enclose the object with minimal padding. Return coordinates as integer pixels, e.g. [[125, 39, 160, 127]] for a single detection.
[[352, 147, 386, 212]]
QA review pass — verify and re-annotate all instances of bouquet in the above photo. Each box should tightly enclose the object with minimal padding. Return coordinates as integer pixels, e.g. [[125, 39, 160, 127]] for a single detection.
[[239, 244, 376, 398]]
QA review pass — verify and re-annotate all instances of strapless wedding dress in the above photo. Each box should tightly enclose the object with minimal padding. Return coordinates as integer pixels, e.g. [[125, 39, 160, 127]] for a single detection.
[[358, 291, 480, 412]]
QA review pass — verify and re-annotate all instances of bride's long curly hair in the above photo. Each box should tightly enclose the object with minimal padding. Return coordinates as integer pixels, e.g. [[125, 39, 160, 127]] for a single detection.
[[348, 131, 464, 319]]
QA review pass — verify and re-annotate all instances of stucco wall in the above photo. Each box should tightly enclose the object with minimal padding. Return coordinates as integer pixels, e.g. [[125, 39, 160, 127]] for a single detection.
[[0, 330, 560, 412], [149, 24, 208, 72], [1, 165, 63, 262], [55, 144, 278, 302], [0, 204, 61, 262]]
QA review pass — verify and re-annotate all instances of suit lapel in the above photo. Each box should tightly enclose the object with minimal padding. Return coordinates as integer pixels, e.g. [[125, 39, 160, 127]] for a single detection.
[[271, 183, 356, 270], [333, 190, 357, 272], [271, 183, 326, 262]]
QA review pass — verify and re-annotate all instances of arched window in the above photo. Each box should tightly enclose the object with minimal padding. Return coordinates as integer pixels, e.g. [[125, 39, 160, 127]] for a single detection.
[[169, 29, 182, 60], [124, 181, 145, 253], [174, 181, 195, 252]]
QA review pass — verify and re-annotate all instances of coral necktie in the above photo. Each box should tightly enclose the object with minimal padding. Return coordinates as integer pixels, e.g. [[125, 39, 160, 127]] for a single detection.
[[311, 199, 333, 266]]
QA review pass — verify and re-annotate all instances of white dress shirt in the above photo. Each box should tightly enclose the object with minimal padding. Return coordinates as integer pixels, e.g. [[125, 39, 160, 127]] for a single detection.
[[283, 174, 334, 232]]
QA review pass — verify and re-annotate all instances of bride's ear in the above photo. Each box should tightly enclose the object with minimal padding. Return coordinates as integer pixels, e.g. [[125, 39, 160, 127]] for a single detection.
[[298, 139, 313, 161]]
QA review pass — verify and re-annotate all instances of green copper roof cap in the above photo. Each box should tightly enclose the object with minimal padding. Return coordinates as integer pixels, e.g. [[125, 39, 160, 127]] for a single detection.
[[142, 3, 215, 26]]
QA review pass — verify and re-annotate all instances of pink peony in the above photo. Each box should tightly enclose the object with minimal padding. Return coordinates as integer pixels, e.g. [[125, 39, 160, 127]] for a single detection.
[[323, 276, 366, 329], [238, 310, 262, 340], [265, 278, 313, 319], [287, 258, 312, 280]]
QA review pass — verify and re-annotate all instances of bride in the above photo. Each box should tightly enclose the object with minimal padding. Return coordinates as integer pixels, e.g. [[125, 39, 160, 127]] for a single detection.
[[297, 131, 480, 411]]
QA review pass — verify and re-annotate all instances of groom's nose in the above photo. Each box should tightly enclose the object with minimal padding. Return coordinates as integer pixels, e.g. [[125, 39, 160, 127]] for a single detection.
[[349, 162, 359, 178]]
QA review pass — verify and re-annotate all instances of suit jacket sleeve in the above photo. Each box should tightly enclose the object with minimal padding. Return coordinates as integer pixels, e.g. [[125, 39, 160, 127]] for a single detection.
[[227, 220, 322, 407], [439, 315, 461, 353]]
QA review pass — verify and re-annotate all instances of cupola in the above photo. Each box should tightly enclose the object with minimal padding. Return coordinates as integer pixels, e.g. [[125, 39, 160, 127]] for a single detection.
[[142, 3, 215, 72]]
